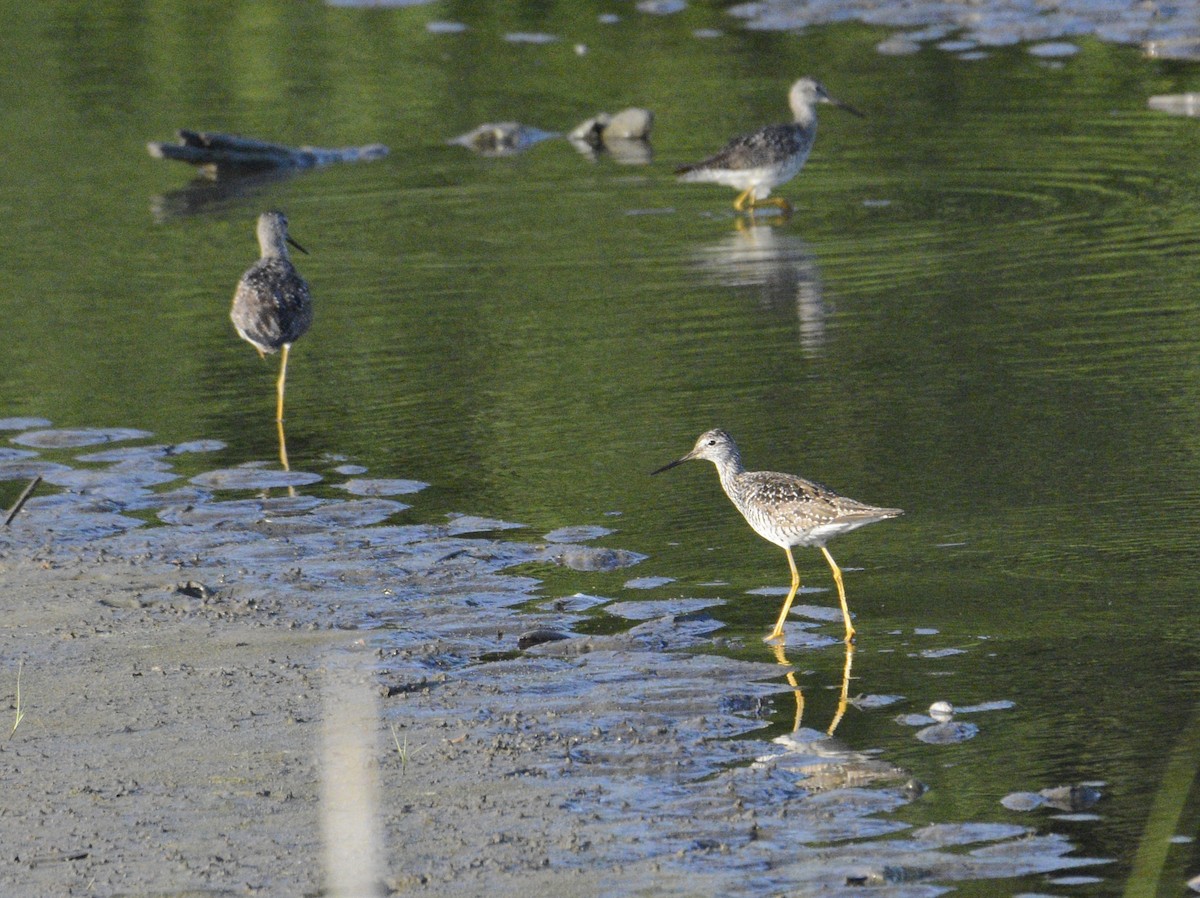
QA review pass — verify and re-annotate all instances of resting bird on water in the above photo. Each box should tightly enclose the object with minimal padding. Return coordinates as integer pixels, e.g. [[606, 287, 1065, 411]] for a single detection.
[[652, 429, 901, 644], [676, 77, 863, 215], [230, 211, 312, 423]]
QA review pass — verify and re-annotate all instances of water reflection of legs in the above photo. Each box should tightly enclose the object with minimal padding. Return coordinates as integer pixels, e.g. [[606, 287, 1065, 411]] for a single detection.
[[770, 641, 854, 736]]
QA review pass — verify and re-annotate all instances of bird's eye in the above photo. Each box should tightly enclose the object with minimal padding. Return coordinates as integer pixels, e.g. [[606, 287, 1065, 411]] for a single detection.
[[707, 439, 716, 446]]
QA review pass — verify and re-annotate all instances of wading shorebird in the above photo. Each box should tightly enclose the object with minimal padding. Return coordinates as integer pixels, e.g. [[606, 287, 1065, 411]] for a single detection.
[[652, 429, 901, 643], [230, 211, 312, 423], [675, 77, 863, 215]]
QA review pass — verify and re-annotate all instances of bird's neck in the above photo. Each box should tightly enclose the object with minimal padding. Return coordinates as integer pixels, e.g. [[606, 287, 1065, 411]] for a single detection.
[[791, 108, 817, 130], [712, 455, 745, 493], [260, 241, 290, 261]]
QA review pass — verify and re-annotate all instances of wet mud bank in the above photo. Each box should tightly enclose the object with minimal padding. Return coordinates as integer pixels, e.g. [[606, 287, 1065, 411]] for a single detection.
[[0, 427, 1101, 896]]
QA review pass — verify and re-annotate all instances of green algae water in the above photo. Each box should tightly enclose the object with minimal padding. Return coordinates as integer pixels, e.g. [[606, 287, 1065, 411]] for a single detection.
[[3, 2, 1200, 893]]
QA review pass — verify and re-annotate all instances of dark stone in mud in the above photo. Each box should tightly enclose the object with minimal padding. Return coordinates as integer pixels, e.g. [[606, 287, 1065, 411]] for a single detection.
[[176, 581, 215, 600], [517, 629, 572, 649]]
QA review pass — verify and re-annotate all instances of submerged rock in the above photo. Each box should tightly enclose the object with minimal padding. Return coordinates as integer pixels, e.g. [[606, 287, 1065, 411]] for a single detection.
[[1001, 783, 1102, 812], [449, 122, 557, 155], [570, 107, 654, 143], [569, 108, 654, 164]]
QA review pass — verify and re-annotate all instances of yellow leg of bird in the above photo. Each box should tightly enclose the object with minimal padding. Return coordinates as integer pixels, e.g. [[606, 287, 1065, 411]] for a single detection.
[[276, 343, 290, 423], [741, 193, 792, 219], [766, 547, 802, 641], [763, 196, 793, 216], [820, 546, 855, 644]]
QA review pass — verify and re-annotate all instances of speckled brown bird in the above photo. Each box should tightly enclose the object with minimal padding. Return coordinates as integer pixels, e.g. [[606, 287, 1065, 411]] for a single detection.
[[230, 211, 312, 423], [652, 429, 901, 643], [676, 78, 863, 214]]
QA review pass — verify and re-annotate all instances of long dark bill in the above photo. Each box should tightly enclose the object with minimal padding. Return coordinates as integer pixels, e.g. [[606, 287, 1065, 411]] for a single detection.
[[832, 97, 865, 118], [650, 456, 688, 476], [287, 236, 310, 255]]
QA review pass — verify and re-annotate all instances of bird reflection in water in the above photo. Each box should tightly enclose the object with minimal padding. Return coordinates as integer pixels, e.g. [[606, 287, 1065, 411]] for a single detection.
[[147, 131, 387, 221], [692, 221, 827, 356], [771, 641, 853, 736], [759, 642, 916, 795], [150, 167, 299, 222], [277, 419, 291, 473]]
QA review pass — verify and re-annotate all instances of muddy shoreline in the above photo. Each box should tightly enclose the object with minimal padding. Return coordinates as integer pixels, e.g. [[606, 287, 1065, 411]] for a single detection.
[[0, 429, 1100, 895]]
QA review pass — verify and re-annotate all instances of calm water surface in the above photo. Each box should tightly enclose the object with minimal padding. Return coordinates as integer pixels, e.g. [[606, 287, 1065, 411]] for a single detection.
[[3, 2, 1200, 893]]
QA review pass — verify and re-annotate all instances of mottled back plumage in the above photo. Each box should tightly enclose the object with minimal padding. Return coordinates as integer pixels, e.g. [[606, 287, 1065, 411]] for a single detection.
[[231, 210, 312, 355], [231, 258, 312, 353], [676, 124, 812, 187]]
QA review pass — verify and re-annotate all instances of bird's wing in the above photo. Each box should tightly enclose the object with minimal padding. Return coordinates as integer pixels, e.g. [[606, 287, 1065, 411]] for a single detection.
[[677, 124, 803, 173]]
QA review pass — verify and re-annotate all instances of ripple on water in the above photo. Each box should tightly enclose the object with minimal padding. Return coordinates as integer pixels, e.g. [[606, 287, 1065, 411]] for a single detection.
[[1029, 41, 1080, 57], [852, 694, 906, 709], [444, 514, 526, 535], [299, 498, 410, 527], [916, 721, 980, 744], [189, 468, 323, 490], [426, 20, 467, 33], [158, 496, 325, 527], [623, 576, 676, 589], [637, 0, 687, 13], [12, 427, 154, 448], [0, 448, 39, 462], [919, 647, 968, 659], [502, 32, 558, 44], [336, 477, 428, 497], [782, 602, 843, 623], [604, 598, 723, 620], [543, 525, 615, 543], [325, 0, 435, 6], [74, 439, 224, 463], [0, 417, 52, 431], [40, 467, 180, 491]]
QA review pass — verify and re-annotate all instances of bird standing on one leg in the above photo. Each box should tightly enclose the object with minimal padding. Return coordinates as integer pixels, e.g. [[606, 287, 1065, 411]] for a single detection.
[[652, 429, 901, 644], [676, 78, 863, 215], [230, 210, 312, 423]]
